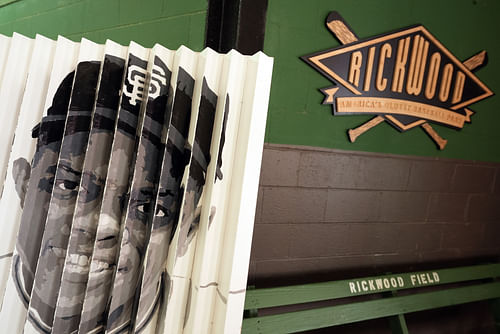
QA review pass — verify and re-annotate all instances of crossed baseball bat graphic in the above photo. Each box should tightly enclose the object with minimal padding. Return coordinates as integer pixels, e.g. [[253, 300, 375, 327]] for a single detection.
[[326, 12, 487, 150]]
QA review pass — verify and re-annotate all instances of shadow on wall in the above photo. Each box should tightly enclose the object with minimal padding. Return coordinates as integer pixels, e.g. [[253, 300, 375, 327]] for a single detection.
[[249, 143, 500, 287]]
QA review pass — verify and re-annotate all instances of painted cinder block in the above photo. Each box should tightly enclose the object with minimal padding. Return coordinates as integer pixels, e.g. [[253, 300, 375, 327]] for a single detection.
[[427, 193, 469, 222], [353, 156, 411, 191], [441, 224, 485, 250], [298, 150, 412, 191], [494, 168, 500, 194], [297, 151, 336, 188], [250, 224, 292, 260], [325, 189, 381, 222], [418, 249, 462, 263], [254, 144, 500, 284], [407, 160, 455, 192], [260, 148, 300, 187], [261, 187, 327, 223], [482, 221, 500, 252], [451, 164, 496, 193], [379, 191, 430, 222], [254, 187, 264, 223], [251, 256, 375, 283], [398, 223, 443, 252], [467, 194, 500, 222], [0, 0, 207, 52], [288, 223, 414, 258]]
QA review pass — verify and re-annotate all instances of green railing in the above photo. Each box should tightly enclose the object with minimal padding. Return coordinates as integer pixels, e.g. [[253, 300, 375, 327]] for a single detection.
[[243, 263, 500, 334]]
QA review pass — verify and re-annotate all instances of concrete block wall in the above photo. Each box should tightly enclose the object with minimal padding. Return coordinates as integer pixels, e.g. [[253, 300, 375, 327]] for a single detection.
[[0, 0, 207, 50], [249, 143, 500, 286]]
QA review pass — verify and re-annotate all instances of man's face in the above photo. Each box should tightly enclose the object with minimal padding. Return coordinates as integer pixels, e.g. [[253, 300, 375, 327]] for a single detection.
[[55, 158, 106, 318], [82, 129, 136, 326], [13, 143, 60, 303], [110, 136, 159, 324], [29, 128, 89, 329]]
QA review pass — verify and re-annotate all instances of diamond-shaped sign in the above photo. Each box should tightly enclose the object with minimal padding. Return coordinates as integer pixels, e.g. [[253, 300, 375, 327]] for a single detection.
[[302, 12, 494, 148]]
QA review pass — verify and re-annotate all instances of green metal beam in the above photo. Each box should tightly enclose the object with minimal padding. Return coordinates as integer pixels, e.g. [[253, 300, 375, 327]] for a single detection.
[[244, 263, 500, 310], [387, 290, 409, 334], [389, 314, 409, 334], [242, 281, 500, 334], [491, 298, 500, 333]]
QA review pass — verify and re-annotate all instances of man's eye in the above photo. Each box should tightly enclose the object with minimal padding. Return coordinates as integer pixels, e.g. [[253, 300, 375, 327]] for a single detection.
[[137, 203, 150, 214], [155, 206, 168, 218], [98, 235, 116, 248], [59, 180, 78, 190]]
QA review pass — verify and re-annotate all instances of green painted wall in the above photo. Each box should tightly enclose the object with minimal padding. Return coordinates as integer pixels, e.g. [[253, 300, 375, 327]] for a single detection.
[[0, 0, 207, 50], [1, 0, 498, 162], [264, 0, 500, 162]]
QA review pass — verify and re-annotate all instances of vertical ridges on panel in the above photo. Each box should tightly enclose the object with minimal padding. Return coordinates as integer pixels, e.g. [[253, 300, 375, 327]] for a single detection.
[[0, 30, 274, 334]]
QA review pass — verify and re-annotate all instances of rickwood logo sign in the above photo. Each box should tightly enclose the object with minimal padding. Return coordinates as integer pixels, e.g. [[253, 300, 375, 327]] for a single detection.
[[302, 12, 493, 149]]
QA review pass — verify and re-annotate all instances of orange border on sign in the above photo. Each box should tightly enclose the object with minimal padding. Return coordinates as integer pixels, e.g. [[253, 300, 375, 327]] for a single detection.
[[385, 116, 426, 131], [308, 26, 493, 109]]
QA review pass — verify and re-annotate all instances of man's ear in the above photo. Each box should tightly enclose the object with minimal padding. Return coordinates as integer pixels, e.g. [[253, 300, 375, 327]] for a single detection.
[[12, 158, 31, 208]]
